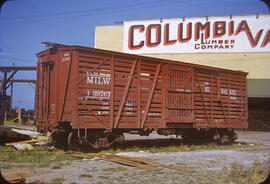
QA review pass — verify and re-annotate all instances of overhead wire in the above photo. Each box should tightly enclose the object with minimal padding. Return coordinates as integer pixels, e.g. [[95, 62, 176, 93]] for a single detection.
[[0, 55, 35, 63], [0, 0, 192, 24], [0, 0, 196, 65], [2, 0, 168, 20]]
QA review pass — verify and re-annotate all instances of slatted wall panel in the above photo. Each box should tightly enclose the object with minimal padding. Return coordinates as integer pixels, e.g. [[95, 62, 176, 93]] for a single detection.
[[194, 69, 247, 129], [166, 65, 194, 123], [75, 51, 163, 129]]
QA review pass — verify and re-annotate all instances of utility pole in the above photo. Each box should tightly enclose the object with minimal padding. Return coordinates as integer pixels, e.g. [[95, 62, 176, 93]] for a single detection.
[[0, 65, 36, 125]]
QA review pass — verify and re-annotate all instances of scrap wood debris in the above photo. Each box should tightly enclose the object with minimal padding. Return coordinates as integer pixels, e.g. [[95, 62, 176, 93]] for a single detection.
[[0, 169, 43, 184], [0, 126, 48, 150], [1, 169, 31, 184], [4, 138, 49, 150], [5, 138, 49, 146], [67, 152, 190, 173], [0, 126, 32, 145]]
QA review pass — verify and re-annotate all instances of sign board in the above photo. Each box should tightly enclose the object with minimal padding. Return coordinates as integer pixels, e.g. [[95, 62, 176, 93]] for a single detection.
[[123, 14, 270, 54]]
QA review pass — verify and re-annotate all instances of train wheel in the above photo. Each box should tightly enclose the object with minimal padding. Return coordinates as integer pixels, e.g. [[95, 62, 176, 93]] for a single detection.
[[88, 133, 122, 150], [68, 131, 81, 151], [48, 129, 59, 148], [216, 131, 237, 145], [49, 129, 68, 149]]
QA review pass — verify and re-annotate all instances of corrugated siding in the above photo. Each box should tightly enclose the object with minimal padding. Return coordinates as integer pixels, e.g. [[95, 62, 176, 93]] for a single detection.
[[248, 111, 270, 130]]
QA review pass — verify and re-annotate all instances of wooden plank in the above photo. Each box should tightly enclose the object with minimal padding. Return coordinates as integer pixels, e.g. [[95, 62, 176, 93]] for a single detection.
[[141, 63, 161, 128], [1, 170, 31, 183], [5, 138, 48, 146], [114, 59, 137, 128]]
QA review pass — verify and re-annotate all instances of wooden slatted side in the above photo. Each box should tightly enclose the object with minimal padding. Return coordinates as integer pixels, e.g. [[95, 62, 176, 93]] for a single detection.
[[35, 52, 61, 132], [75, 51, 163, 129], [36, 45, 248, 132], [165, 65, 194, 123], [194, 69, 247, 129], [76, 52, 112, 129]]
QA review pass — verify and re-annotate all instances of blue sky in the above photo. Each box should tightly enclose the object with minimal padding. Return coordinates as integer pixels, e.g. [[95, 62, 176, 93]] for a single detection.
[[0, 0, 269, 110]]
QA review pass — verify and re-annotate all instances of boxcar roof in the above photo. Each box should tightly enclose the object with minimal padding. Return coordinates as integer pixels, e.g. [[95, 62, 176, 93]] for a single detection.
[[36, 43, 248, 76]]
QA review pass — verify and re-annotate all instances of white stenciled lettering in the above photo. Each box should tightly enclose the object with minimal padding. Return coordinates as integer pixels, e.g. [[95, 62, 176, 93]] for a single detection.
[[204, 87, 210, 93], [221, 88, 237, 96], [62, 57, 70, 62], [220, 88, 237, 100], [230, 96, 237, 100], [230, 89, 236, 95], [103, 77, 110, 85], [64, 53, 70, 57], [221, 88, 228, 95], [86, 72, 110, 85], [87, 90, 111, 100]]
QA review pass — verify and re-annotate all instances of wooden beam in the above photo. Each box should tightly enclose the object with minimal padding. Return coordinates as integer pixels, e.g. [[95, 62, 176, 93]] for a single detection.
[[6, 70, 17, 83], [9, 79, 36, 83], [141, 63, 161, 128], [0, 66, 36, 72], [5, 138, 49, 146], [114, 59, 137, 128]]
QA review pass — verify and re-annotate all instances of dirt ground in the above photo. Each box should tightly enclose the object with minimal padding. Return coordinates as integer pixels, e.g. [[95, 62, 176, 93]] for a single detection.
[[2, 130, 270, 184]]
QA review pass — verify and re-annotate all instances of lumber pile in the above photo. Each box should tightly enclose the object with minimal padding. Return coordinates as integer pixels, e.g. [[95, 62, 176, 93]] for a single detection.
[[0, 126, 31, 145], [0, 170, 43, 184], [68, 152, 190, 173]]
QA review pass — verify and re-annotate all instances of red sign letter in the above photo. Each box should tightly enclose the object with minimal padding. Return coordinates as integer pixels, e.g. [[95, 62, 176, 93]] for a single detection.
[[128, 25, 145, 50]]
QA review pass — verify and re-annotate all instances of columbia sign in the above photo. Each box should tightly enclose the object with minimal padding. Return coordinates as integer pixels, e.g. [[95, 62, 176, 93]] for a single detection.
[[123, 14, 270, 53]]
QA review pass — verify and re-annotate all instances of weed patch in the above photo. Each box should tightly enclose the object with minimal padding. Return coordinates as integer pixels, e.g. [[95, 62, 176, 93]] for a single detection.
[[219, 160, 270, 184], [98, 175, 108, 179], [103, 166, 126, 172], [79, 174, 93, 178], [50, 177, 65, 184], [100, 142, 253, 154], [0, 146, 74, 168], [51, 166, 61, 169]]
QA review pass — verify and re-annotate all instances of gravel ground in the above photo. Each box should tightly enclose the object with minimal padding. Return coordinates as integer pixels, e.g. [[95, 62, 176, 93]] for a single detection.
[[2, 130, 270, 184]]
